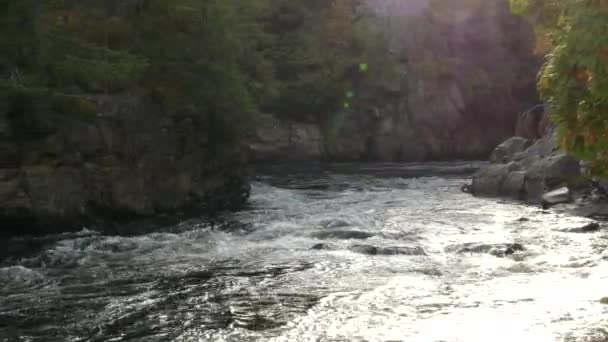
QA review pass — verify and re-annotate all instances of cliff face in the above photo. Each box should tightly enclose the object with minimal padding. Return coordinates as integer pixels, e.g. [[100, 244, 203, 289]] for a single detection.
[[250, 0, 540, 162], [0, 94, 249, 235]]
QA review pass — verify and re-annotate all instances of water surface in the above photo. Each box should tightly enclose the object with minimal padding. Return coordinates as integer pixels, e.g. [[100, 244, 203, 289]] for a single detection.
[[1, 163, 607, 341]]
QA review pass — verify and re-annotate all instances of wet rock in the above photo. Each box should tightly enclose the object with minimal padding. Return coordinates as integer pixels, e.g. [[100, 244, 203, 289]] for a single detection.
[[471, 128, 583, 203], [0, 266, 46, 290], [215, 221, 256, 235], [447, 242, 524, 257], [600, 297, 608, 305], [501, 171, 526, 198], [348, 244, 427, 256], [471, 163, 517, 196], [319, 219, 351, 229], [515, 104, 548, 140], [541, 187, 571, 208], [0, 94, 250, 236], [311, 243, 334, 250], [543, 154, 581, 188], [461, 184, 472, 193], [311, 230, 374, 240], [489, 137, 531, 163], [559, 222, 601, 233]]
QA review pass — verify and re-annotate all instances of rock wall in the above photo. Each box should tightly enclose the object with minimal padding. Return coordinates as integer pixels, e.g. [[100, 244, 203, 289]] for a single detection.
[[251, 0, 540, 162], [248, 116, 324, 162], [0, 93, 249, 236]]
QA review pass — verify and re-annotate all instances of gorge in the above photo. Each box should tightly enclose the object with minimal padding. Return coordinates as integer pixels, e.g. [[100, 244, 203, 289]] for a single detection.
[[2, 0, 608, 341]]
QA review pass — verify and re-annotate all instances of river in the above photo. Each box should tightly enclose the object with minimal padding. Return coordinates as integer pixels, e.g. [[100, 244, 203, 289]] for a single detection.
[[1, 163, 608, 342]]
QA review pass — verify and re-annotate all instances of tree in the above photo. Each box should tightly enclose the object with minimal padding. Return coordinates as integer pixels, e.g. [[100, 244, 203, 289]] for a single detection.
[[512, 0, 608, 176]]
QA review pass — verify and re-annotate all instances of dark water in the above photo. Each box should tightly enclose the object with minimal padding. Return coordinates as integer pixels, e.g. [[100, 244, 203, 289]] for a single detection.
[[1, 163, 608, 342]]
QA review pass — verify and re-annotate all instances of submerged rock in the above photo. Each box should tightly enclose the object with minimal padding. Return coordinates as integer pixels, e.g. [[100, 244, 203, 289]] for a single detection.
[[348, 244, 427, 256], [446, 242, 524, 257], [320, 219, 351, 229], [311, 230, 375, 240], [311, 243, 335, 251], [558, 222, 601, 233]]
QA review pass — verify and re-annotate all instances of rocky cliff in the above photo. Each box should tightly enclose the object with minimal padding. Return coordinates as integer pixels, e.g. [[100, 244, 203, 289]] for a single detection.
[[250, 0, 540, 162], [0, 93, 249, 236]]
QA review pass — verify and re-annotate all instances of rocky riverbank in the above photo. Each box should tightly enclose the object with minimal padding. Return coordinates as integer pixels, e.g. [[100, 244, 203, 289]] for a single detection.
[[0, 93, 250, 236], [466, 108, 608, 218]]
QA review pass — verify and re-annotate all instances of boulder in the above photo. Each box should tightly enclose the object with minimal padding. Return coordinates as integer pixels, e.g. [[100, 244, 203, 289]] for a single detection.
[[541, 187, 571, 207], [523, 174, 546, 202], [470, 128, 583, 203], [311, 230, 375, 240], [446, 242, 524, 257], [348, 244, 427, 256], [515, 104, 548, 140], [311, 243, 335, 250], [471, 163, 519, 196], [558, 222, 601, 233], [500, 171, 526, 198], [543, 154, 581, 187], [489, 137, 531, 163]]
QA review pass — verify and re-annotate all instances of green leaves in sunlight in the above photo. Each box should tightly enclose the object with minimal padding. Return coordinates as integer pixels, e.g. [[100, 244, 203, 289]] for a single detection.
[[512, 0, 608, 176]]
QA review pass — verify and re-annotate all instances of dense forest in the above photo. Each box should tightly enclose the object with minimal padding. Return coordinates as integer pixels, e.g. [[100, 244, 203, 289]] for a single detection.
[[0, 0, 392, 154], [2, 0, 607, 171], [0, 0, 405, 230], [1, 0, 606, 230]]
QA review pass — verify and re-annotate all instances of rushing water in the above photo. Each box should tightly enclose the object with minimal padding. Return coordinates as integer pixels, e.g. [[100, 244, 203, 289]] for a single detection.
[[1, 163, 608, 342]]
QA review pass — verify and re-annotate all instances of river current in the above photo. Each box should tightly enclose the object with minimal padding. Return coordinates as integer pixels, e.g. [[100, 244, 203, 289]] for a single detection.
[[1, 163, 608, 342]]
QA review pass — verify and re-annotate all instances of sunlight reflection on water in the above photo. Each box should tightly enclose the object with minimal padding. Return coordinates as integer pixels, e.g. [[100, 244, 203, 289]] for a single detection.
[[2, 163, 608, 341]]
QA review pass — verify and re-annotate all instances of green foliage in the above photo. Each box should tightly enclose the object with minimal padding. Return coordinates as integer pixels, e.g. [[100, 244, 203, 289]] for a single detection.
[[513, 0, 608, 176], [267, 0, 397, 125], [0, 0, 397, 153]]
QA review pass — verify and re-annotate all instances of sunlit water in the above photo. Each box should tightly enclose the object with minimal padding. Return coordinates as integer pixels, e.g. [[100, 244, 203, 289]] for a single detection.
[[1, 163, 608, 342]]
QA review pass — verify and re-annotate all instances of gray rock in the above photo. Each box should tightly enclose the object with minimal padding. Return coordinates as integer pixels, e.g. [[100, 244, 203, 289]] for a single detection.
[[471, 163, 519, 196], [446, 242, 524, 257], [490, 137, 531, 163], [515, 104, 548, 140], [472, 128, 582, 203], [0, 94, 249, 236], [248, 117, 324, 162], [500, 171, 526, 198], [559, 222, 601, 233], [311, 243, 335, 250], [348, 244, 427, 256], [543, 154, 581, 187], [311, 230, 375, 240], [541, 187, 571, 207]]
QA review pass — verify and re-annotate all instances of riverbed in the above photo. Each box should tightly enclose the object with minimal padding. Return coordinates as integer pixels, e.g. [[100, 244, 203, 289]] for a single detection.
[[1, 163, 607, 341]]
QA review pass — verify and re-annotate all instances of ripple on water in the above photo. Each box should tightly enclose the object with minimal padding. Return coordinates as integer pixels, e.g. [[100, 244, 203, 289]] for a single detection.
[[0, 266, 47, 292], [2, 163, 608, 341]]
